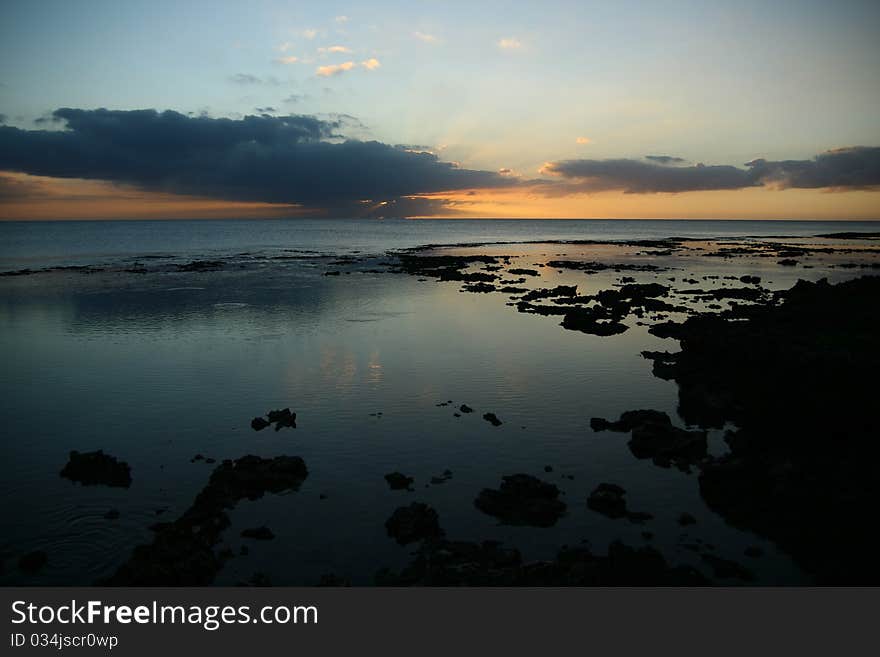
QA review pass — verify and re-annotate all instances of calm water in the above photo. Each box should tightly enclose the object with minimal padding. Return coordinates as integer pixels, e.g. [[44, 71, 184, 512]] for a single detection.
[[0, 219, 877, 585], [1, 218, 877, 270]]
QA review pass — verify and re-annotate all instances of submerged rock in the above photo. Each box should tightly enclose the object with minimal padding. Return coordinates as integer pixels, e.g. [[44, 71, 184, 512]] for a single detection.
[[60, 450, 132, 488], [561, 308, 628, 336], [459, 404, 474, 413], [385, 503, 443, 545], [474, 474, 566, 527]]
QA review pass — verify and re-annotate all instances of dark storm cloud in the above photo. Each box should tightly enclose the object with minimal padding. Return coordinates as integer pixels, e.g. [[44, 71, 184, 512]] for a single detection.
[[542, 158, 751, 193], [645, 155, 687, 165], [0, 108, 513, 210], [542, 147, 880, 193], [746, 147, 880, 190]]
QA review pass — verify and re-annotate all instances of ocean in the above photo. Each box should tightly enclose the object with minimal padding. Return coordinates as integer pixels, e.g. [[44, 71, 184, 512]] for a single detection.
[[1, 218, 877, 585]]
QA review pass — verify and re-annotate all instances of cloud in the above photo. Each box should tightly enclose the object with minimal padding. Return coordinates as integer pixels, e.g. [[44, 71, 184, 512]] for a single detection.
[[498, 38, 522, 50], [361, 58, 381, 70], [254, 107, 277, 114], [746, 147, 880, 190], [283, 94, 305, 104], [277, 55, 299, 64], [414, 31, 440, 44], [318, 45, 352, 54], [645, 155, 687, 165], [541, 147, 880, 193], [575, 136, 591, 145], [302, 28, 317, 39], [0, 114, 6, 125], [335, 15, 349, 24], [0, 108, 515, 216], [316, 61, 356, 77], [228, 73, 262, 85]]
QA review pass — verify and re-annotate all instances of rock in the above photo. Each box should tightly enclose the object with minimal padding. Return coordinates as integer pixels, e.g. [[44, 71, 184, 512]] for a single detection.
[[544, 465, 553, 472], [483, 412, 502, 426], [587, 483, 653, 522], [104, 509, 120, 520], [176, 260, 224, 272], [251, 417, 270, 431], [376, 538, 706, 586], [474, 474, 566, 527], [561, 308, 628, 336], [102, 455, 307, 585], [385, 503, 443, 545], [241, 526, 275, 540], [678, 512, 697, 526], [508, 268, 539, 276], [384, 472, 414, 491], [650, 276, 880, 582], [590, 410, 707, 468], [777, 258, 798, 266], [60, 450, 132, 488], [587, 483, 628, 518], [744, 546, 764, 558], [18, 550, 48, 574], [740, 275, 761, 284], [267, 408, 296, 430], [700, 554, 754, 581]]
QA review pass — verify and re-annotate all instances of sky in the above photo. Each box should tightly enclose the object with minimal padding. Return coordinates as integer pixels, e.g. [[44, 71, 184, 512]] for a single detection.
[[1, 0, 879, 220]]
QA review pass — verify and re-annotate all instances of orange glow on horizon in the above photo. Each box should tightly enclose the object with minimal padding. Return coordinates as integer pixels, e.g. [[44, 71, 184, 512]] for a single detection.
[[1, 171, 878, 221]]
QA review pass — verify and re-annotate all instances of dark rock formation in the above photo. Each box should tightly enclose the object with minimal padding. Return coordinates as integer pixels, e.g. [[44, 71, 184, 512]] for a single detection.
[[385, 503, 443, 545], [102, 455, 307, 585], [644, 276, 880, 583], [60, 450, 132, 488], [474, 474, 566, 527], [482, 412, 502, 426], [384, 472, 415, 491]]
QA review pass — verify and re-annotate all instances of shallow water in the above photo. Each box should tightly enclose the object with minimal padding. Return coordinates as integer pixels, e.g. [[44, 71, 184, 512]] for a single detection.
[[1, 219, 877, 585]]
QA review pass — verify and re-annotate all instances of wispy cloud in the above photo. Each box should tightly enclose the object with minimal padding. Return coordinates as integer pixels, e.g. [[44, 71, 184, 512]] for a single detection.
[[335, 15, 349, 23], [361, 58, 381, 71], [277, 55, 299, 64], [316, 61, 356, 77], [302, 28, 317, 39], [414, 31, 440, 44], [497, 37, 522, 50], [575, 136, 591, 145], [228, 73, 278, 85], [318, 45, 352, 54]]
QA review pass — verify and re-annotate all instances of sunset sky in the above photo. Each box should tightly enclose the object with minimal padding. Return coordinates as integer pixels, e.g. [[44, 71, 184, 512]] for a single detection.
[[1, 0, 879, 220]]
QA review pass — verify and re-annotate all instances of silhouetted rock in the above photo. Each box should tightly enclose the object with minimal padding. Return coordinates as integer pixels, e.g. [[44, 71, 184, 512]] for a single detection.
[[483, 412, 502, 426], [376, 538, 707, 586], [251, 417, 270, 431], [384, 472, 414, 491], [646, 276, 880, 583], [104, 509, 120, 520], [474, 474, 566, 527], [459, 404, 474, 413], [385, 503, 443, 545], [60, 450, 132, 488], [102, 455, 307, 585], [18, 550, 47, 574], [700, 554, 754, 581], [241, 526, 275, 540], [678, 512, 697, 526], [587, 483, 654, 523], [590, 410, 707, 469]]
